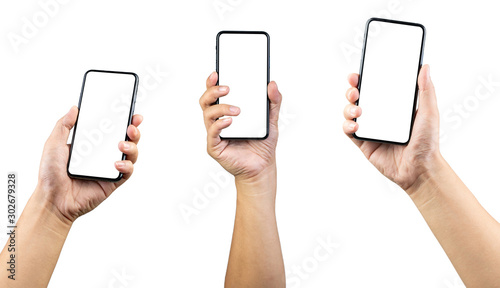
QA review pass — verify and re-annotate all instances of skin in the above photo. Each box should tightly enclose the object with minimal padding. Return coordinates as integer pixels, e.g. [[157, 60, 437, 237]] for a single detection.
[[343, 64, 500, 287], [0, 106, 143, 287], [200, 72, 285, 288]]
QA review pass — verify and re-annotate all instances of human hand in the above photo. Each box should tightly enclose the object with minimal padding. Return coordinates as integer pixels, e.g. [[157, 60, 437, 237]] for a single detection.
[[343, 65, 443, 192], [35, 106, 143, 223], [200, 72, 282, 183]]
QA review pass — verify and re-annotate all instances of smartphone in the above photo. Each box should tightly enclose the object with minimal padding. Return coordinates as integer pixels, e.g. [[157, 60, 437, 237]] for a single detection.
[[67, 70, 139, 182], [216, 31, 270, 139], [354, 18, 426, 145]]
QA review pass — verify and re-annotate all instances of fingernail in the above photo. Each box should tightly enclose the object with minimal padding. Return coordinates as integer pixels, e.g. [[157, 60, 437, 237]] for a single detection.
[[210, 71, 216, 80], [122, 142, 130, 150], [349, 122, 357, 130], [219, 86, 228, 92], [350, 107, 358, 116], [426, 65, 431, 81], [223, 117, 231, 122], [115, 161, 125, 168], [229, 106, 239, 113]]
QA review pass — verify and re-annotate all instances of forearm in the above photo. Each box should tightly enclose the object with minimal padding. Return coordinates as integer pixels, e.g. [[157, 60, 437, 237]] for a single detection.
[[409, 155, 500, 287], [0, 187, 72, 287], [225, 165, 285, 288]]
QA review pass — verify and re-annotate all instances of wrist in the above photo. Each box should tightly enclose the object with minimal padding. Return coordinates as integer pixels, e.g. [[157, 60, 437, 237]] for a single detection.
[[406, 154, 452, 208], [31, 187, 73, 234], [235, 164, 277, 205]]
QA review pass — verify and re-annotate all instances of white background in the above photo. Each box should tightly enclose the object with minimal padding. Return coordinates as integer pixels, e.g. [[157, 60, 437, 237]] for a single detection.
[[1, 0, 499, 287]]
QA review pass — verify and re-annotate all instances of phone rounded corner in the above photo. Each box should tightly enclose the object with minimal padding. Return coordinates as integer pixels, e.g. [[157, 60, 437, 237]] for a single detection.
[[66, 167, 76, 179], [110, 173, 124, 182], [416, 23, 426, 35], [83, 70, 95, 80], [366, 18, 378, 28], [216, 31, 225, 40], [129, 72, 140, 83], [260, 130, 270, 140], [401, 134, 412, 146], [261, 31, 270, 40], [352, 132, 363, 141]]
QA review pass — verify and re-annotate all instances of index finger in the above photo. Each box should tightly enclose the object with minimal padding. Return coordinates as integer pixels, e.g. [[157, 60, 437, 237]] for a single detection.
[[348, 73, 359, 88], [131, 114, 143, 127]]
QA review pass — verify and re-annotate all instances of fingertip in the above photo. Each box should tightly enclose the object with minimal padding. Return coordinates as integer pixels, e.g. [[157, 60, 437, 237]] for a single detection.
[[207, 118, 231, 148], [127, 125, 138, 139], [132, 114, 143, 127], [115, 161, 133, 174], [347, 87, 359, 103], [115, 161, 125, 169], [343, 120, 359, 134], [348, 73, 359, 88], [229, 105, 241, 115], [62, 106, 79, 129], [418, 64, 433, 92], [207, 71, 218, 88], [221, 117, 232, 125], [268, 81, 282, 104], [118, 141, 131, 152], [214, 117, 232, 132]]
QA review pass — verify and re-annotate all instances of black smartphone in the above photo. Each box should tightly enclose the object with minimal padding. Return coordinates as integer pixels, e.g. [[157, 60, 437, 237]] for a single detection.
[[67, 70, 139, 182], [354, 18, 426, 145], [216, 31, 270, 140]]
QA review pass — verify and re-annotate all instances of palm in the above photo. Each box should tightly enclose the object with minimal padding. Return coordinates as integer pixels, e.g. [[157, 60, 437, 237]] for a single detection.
[[345, 66, 439, 191], [38, 142, 119, 221], [214, 123, 279, 179], [355, 105, 439, 190]]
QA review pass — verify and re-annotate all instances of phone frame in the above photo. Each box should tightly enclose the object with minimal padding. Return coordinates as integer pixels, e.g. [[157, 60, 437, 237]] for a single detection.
[[215, 30, 270, 140], [353, 18, 426, 145], [67, 69, 139, 182]]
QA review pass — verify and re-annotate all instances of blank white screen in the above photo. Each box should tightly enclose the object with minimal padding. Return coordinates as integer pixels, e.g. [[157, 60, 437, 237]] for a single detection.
[[68, 71, 136, 180], [218, 33, 268, 138], [355, 21, 424, 143]]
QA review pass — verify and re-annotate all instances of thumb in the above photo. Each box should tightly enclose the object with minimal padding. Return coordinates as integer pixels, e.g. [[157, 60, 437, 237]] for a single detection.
[[417, 64, 438, 117], [46, 106, 79, 148], [268, 81, 282, 125]]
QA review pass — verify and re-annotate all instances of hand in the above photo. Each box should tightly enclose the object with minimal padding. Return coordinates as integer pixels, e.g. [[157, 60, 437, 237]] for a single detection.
[[343, 65, 442, 192], [200, 72, 282, 182], [35, 106, 143, 223]]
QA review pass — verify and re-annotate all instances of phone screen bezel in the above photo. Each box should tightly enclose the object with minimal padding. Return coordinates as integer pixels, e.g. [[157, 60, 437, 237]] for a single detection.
[[353, 18, 426, 145], [215, 30, 270, 140], [67, 69, 139, 182]]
